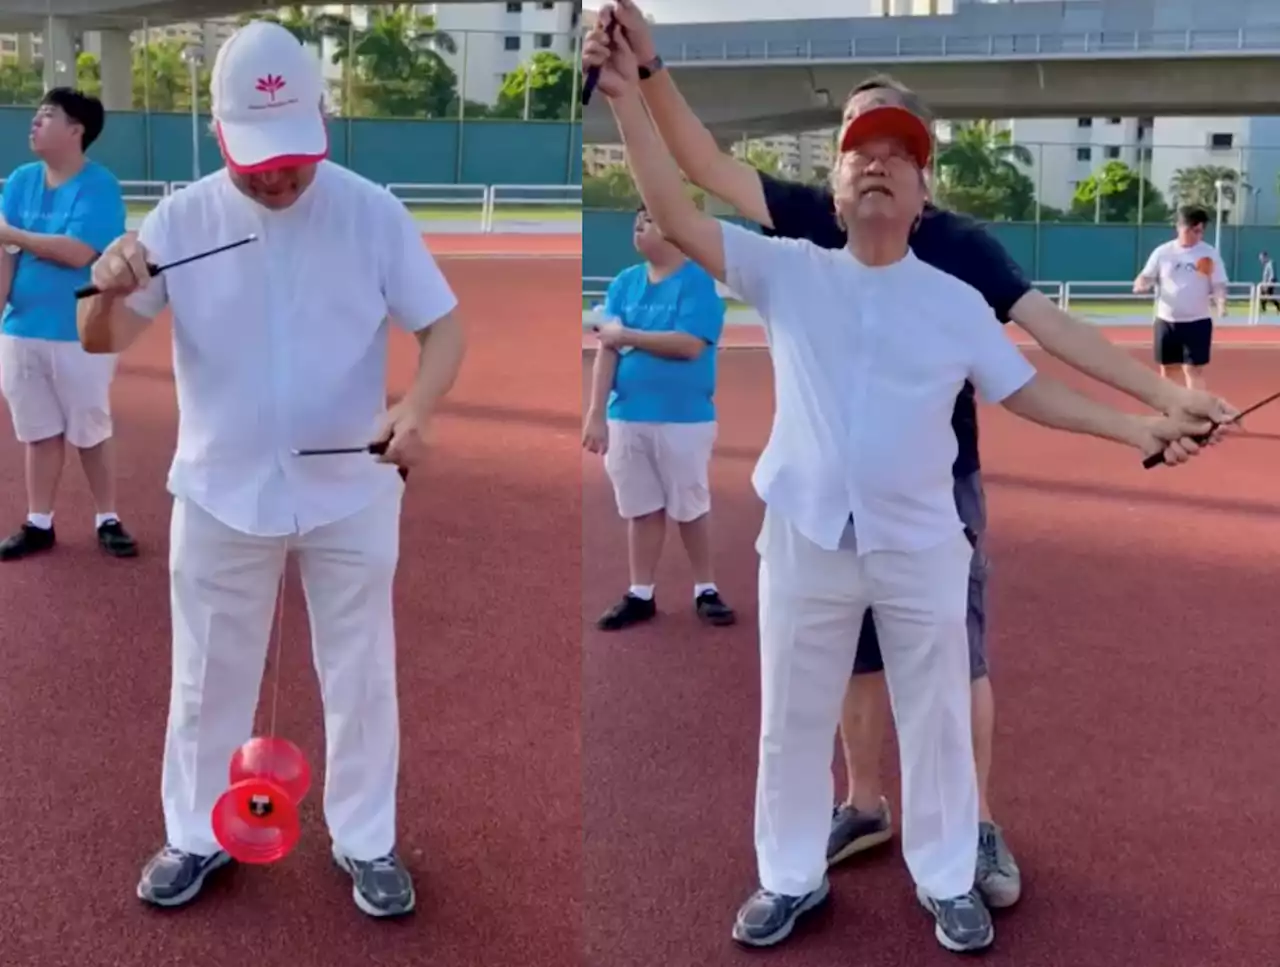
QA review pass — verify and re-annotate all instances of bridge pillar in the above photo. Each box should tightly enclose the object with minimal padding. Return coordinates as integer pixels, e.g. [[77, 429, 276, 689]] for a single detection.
[[95, 29, 133, 112], [41, 17, 76, 92]]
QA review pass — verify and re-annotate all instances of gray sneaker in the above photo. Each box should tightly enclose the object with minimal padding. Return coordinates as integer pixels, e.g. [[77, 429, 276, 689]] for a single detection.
[[333, 847, 416, 917], [917, 887, 995, 953], [731, 877, 830, 947], [975, 821, 1022, 908], [136, 845, 231, 907], [827, 797, 894, 866]]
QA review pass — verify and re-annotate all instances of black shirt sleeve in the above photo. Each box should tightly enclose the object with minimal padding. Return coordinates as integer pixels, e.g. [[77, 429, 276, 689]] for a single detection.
[[923, 210, 1033, 324], [758, 171, 846, 250]]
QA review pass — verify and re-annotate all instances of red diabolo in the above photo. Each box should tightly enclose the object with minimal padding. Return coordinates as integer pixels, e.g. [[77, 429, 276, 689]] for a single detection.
[[211, 737, 311, 864]]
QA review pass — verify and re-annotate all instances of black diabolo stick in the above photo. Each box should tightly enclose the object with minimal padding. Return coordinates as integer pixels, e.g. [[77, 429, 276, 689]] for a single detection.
[[1142, 388, 1280, 468], [75, 235, 259, 300]]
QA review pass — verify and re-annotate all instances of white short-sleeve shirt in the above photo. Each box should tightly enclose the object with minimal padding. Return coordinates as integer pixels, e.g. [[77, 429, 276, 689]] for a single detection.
[[1140, 239, 1228, 323], [125, 162, 457, 537], [720, 220, 1036, 555]]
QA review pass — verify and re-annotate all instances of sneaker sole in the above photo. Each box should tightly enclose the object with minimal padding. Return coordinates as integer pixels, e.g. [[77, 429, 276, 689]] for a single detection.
[[916, 888, 995, 954], [730, 878, 830, 948], [977, 876, 1022, 909], [698, 612, 737, 627], [332, 848, 416, 918], [826, 824, 894, 867], [136, 851, 232, 908], [103, 544, 140, 558], [596, 613, 657, 632]]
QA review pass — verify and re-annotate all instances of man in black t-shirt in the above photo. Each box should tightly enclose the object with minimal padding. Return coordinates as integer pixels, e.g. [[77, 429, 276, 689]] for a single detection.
[[585, 0, 1235, 941]]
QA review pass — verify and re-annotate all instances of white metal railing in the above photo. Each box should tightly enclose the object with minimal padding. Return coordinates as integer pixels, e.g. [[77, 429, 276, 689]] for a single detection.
[[659, 27, 1280, 65], [485, 183, 583, 231], [1061, 280, 1262, 324], [160, 181, 580, 233], [583, 277, 1275, 326]]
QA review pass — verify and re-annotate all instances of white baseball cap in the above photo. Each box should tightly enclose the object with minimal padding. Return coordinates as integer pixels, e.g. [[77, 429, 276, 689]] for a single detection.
[[211, 20, 328, 174]]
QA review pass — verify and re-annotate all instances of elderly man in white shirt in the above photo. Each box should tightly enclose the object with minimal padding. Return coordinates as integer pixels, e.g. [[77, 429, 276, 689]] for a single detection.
[[592, 32, 1208, 956], [75, 21, 465, 918]]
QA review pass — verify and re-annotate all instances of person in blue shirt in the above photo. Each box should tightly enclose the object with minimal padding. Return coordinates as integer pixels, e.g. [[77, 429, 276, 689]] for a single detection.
[[583, 205, 736, 630], [0, 87, 136, 561]]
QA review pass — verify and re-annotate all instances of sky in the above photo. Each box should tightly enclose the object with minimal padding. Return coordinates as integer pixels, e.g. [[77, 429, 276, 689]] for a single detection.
[[590, 0, 878, 23]]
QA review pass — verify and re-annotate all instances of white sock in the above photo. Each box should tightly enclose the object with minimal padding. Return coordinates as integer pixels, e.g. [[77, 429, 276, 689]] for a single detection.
[[628, 584, 655, 601], [694, 582, 718, 599], [26, 512, 52, 530], [95, 512, 119, 528]]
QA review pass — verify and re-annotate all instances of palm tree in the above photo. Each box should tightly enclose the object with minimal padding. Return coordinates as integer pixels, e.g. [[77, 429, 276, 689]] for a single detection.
[[1169, 164, 1238, 215], [935, 120, 1034, 189], [321, 5, 457, 118], [933, 121, 1037, 221]]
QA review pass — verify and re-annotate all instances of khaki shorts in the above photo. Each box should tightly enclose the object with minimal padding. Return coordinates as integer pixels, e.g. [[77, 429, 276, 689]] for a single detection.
[[603, 420, 717, 523], [0, 334, 116, 447]]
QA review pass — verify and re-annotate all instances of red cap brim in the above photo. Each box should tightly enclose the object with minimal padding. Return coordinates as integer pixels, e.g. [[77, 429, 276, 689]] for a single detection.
[[839, 105, 932, 169]]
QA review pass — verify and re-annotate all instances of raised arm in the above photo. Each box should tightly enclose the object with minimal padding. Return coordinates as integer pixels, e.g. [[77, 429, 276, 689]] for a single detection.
[[601, 32, 726, 283], [586, 1, 774, 229]]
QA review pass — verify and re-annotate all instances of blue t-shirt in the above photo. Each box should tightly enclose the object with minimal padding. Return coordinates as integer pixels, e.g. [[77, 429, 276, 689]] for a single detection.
[[2, 160, 126, 342], [758, 172, 1032, 479], [604, 260, 725, 424]]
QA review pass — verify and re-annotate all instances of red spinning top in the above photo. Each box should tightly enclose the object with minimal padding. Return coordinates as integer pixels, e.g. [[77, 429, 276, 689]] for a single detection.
[[211, 737, 312, 864], [229, 736, 312, 804], [211, 776, 301, 864]]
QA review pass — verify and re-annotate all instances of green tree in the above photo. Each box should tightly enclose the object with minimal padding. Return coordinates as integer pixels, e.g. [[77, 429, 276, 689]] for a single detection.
[[582, 161, 708, 211], [132, 39, 211, 111], [0, 61, 43, 106], [733, 142, 783, 176], [583, 163, 639, 209], [1169, 164, 1237, 221], [325, 5, 458, 118], [494, 51, 574, 120], [76, 51, 101, 99], [933, 120, 1037, 221], [1070, 160, 1170, 223]]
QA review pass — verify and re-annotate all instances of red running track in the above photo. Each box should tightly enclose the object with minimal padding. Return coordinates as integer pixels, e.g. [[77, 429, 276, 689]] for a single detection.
[[0, 241, 581, 967], [583, 345, 1280, 967]]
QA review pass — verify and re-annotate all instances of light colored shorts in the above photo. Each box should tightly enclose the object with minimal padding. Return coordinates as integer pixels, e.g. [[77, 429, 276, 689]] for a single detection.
[[603, 419, 717, 523], [0, 334, 117, 447]]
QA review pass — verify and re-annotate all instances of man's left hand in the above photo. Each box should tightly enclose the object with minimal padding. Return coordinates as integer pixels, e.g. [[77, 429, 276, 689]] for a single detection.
[[372, 399, 429, 470]]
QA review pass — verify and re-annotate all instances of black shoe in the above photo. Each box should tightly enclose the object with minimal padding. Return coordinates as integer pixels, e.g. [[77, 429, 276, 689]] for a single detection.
[[0, 522, 55, 561], [97, 519, 138, 558], [137, 845, 232, 908], [731, 878, 830, 947], [596, 592, 657, 631], [695, 589, 736, 626], [826, 798, 894, 866], [333, 847, 416, 918]]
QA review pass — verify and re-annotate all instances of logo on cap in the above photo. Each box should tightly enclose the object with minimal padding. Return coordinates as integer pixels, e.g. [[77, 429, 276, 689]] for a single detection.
[[255, 74, 287, 101]]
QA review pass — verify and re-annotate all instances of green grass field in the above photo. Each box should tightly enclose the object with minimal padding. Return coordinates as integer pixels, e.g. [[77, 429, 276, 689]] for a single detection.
[[125, 200, 581, 222]]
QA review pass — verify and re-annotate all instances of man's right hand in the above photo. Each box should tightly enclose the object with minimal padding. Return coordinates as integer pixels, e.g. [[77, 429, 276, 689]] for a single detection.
[[582, 411, 609, 455], [584, 9, 641, 100], [90, 233, 152, 295]]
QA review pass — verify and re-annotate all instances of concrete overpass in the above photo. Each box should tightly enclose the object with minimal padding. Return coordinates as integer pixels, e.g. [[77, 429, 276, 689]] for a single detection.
[[583, 5, 1280, 142]]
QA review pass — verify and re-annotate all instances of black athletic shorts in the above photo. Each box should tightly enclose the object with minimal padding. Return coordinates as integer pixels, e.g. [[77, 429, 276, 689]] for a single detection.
[[1154, 317, 1213, 367]]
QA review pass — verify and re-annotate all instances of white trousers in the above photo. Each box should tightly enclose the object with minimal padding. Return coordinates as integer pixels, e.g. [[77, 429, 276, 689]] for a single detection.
[[753, 508, 978, 900], [161, 489, 402, 861]]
